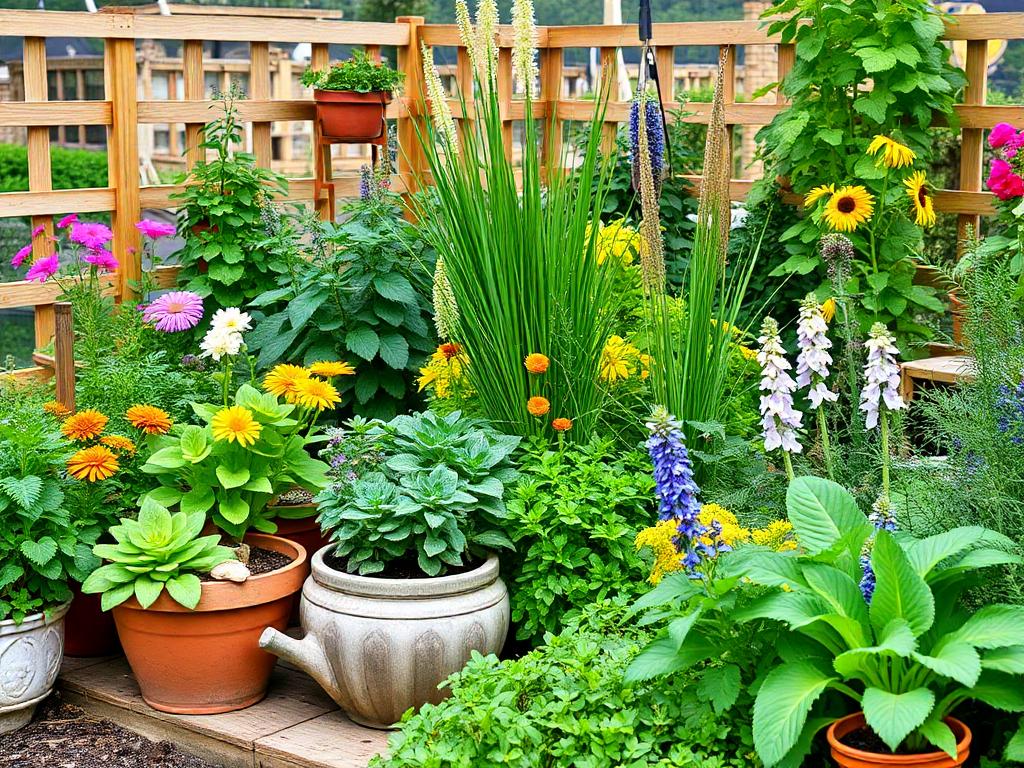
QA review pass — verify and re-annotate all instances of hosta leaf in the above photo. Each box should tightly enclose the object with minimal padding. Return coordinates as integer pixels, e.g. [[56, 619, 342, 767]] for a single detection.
[[952, 605, 1024, 649], [697, 664, 741, 714], [753, 662, 836, 767], [20, 537, 58, 567], [912, 642, 981, 687], [785, 477, 871, 556], [981, 646, 1024, 674], [833, 618, 916, 679], [918, 716, 957, 759], [907, 527, 1016, 578], [970, 671, 1024, 711], [869, 531, 935, 638], [862, 687, 935, 752]]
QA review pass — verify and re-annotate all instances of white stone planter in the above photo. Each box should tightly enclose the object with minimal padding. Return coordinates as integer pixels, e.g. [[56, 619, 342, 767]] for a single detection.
[[0, 603, 69, 734], [261, 547, 509, 728]]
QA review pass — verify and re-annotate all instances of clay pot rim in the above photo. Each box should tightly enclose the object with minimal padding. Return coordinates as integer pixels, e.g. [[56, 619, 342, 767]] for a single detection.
[[0, 601, 70, 633], [311, 546, 500, 599], [313, 88, 393, 103], [116, 533, 306, 615], [827, 713, 971, 765]]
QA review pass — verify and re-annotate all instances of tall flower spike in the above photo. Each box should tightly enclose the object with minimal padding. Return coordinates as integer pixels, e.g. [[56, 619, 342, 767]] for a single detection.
[[796, 295, 838, 409], [510, 0, 538, 99], [455, 0, 478, 75], [475, 0, 499, 89], [432, 257, 459, 341], [421, 44, 459, 151], [698, 47, 732, 255], [859, 323, 905, 430], [631, 95, 665, 196], [757, 317, 803, 456], [635, 80, 666, 294]]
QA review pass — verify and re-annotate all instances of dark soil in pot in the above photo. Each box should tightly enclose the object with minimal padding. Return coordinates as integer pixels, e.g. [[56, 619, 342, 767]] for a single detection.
[[841, 726, 925, 755], [198, 546, 292, 581], [322, 551, 484, 580]]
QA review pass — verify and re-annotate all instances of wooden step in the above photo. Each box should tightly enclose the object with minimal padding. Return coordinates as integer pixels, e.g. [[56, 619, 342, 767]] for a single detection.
[[58, 656, 389, 768]]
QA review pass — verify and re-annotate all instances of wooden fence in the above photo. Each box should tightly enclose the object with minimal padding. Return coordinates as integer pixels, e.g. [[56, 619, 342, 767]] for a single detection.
[[2, 8, 1024, 381]]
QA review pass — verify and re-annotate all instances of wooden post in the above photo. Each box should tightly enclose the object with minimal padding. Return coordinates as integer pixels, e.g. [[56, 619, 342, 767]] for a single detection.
[[183, 40, 205, 170], [655, 46, 674, 103], [720, 44, 736, 178], [311, 42, 332, 221], [598, 46, 618, 155], [776, 43, 795, 104], [249, 41, 273, 168], [54, 302, 75, 412], [105, 37, 142, 299], [456, 45, 475, 147], [958, 39, 988, 252], [541, 46, 563, 180], [396, 16, 426, 199]]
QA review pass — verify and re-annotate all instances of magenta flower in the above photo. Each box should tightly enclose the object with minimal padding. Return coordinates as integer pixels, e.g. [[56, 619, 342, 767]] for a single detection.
[[70, 221, 113, 251], [57, 213, 78, 229], [25, 254, 59, 283], [11, 244, 32, 268], [989, 123, 1018, 149], [83, 248, 119, 272], [31, 224, 46, 238], [135, 219, 177, 239], [142, 291, 204, 332]]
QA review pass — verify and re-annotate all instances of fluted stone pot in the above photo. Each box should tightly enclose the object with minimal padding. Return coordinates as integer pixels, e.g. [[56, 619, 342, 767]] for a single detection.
[[0, 602, 69, 734], [260, 546, 509, 729]]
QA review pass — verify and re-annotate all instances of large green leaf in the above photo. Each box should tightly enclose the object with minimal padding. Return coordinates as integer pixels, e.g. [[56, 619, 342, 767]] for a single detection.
[[981, 646, 1024, 674], [918, 716, 957, 759], [373, 272, 417, 304], [218, 492, 250, 526], [346, 325, 380, 361], [802, 562, 871, 641], [833, 618, 916, 679], [133, 576, 165, 609], [869, 531, 935, 638], [1006, 722, 1024, 762], [785, 477, 871, 556], [970, 671, 1024, 712], [216, 463, 251, 490], [952, 606, 1024, 649], [20, 537, 57, 567], [912, 641, 981, 687], [697, 664, 741, 714], [0, 476, 42, 511], [862, 687, 935, 752], [906, 527, 1016, 578], [753, 662, 836, 767], [624, 631, 715, 683]]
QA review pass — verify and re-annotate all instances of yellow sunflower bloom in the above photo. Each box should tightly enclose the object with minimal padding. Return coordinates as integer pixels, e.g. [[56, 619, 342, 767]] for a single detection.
[[904, 171, 936, 228], [292, 377, 341, 411], [125, 405, 172, 435], [804, 183, 835, 207], [821, 297, 837, 323], [308, 361, 355, 378], [262, 364, 311, 401], [61, 409, 108, 442], [823, 186, 875, 233], [599, 336, 635, 383], [67, 445, 119, 482], [100, 435, 136, 454], [211, 406, 262, 447], [866, 135, 917, 169]]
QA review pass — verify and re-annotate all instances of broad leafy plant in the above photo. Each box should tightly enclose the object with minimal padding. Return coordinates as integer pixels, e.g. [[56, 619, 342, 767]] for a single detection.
[[82, 499, 236, 611], [315, 410, 519, 576], [733, 477, 1024, 766], [301, 50, 404, 93]]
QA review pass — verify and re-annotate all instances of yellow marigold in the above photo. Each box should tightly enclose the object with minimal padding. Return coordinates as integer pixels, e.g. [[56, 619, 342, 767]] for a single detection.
[[100, 435, 136, 454], [589, 219, 645, 266], [527, 396, 550, 417], [211, 406, 262, 447], [904, 171, 936, 228], [552, 417, 573, 432], [821, 297, 837, 323], [823, 185, 875, 233], [263, 364, 311, 401], [308, 361, 355, 378], [292, 377, 341, 411], [635, 520, 684, 585], [751, 519, 797, 552], [599, 335, 636, 384], [804, 183, 835, 207], [126, 405, 172, 435], [524, 353, 549, 374], [67, 445, 119, 482], [43, 400, 71, 420], [866, 135, 916, 169], [699, 503, 751, 549], [61, 409, 108, 442]]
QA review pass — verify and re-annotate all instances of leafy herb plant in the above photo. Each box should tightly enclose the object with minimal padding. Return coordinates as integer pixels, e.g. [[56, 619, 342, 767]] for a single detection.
[[301, 50, 404, 93]]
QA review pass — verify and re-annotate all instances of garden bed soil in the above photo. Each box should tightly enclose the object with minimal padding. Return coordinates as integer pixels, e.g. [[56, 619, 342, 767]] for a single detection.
[[199, 546, 292, 581], [323, 551, 482, 580], [0, 694, 216, 768]]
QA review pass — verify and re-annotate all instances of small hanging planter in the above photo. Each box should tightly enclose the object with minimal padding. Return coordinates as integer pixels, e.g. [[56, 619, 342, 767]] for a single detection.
[[302, 51, 404, 144]]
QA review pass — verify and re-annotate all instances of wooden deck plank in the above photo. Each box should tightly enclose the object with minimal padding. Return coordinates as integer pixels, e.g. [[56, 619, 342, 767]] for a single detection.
[[255, 711, 389, 768]]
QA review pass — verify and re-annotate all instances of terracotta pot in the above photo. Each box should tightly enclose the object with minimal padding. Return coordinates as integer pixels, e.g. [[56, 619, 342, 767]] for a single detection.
[[0, 602, 68, 734], [269, 505, 330, 625], [827, 713, 971, 768], [112, 533, 306, 715], [63, 584, 120, 658], [260, 548, 509, 728], [313, 90, 391, 142]]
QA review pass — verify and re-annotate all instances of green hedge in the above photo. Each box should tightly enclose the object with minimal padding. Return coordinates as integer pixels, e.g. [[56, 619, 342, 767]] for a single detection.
[[0, 143, 108, 193]]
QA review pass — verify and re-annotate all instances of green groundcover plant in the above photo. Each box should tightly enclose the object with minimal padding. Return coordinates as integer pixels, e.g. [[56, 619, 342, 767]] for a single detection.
[[301, 50, 404, 93]]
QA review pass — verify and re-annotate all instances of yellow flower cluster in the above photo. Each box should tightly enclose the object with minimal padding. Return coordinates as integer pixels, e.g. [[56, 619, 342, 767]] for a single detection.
[[262, 361, 350, 410], [635, 504, 797, 584], [588, 219, 646, 267], [417, 343, 472, 401], [599, 335, 651, 384]]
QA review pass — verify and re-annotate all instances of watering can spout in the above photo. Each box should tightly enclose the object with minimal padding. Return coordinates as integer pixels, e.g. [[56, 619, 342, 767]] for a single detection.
[[259, 627, 340, 700]]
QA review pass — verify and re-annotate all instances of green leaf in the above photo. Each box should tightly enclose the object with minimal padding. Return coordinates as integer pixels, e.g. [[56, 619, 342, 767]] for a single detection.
[[373, 272, 417, 304], [833, 618, 917, 679], [786, 477, 871, 556], [181, 486, 216, 516], [856, 47, 897, 73], [969, 671, 1024, 712], [906, 527, 1016, 578], [623, 632, 716, 683], [165, 573, 202, 610], [288, 286, 329, 331], [133, 576, 165, 609], [981, 646, 1024, 675], [0, 476, 42, 510], [862, 687, 935, 752], [919, 717, 957, 759], [1006, 722, 1024, 761], [698, 664, 741, 714], [216, 463, 251, 490], [869, 531, 935, 638], [20, 537, 58, 567], [912, 642, 981, 687], [100, 582, 135, 611], [145, 446, 187, 470], [753, 662, 836, 768], [218, 492, 250, 526], [952, 605, 1024, 649], [179, 426, 210, 463], [378, 332, 410, 370], [346, 326, 380, 361]]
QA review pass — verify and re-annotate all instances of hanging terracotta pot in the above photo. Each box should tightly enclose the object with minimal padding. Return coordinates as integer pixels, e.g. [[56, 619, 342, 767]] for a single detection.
[[63, 584, 120, 658], [314, 90, 391, 142], [827, 713, 971, 768], [112, 533, 306, 715]]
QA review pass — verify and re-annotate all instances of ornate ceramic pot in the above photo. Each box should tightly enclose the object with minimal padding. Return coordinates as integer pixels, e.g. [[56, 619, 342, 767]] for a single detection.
[[0, 602, 69, 734]]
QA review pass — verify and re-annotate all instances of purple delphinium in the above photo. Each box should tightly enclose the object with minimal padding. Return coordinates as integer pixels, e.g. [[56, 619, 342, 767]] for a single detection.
[[995, 378, 1024, 446], [142, 291, 204, 332], [859, 496, 898, 603], [630, 96, 665, 193], [69, 221, 113, 251]]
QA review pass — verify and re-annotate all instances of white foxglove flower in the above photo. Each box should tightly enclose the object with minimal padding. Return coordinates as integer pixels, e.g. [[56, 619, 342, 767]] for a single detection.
[[200, 328, 243, 361], [757, 317, 803, 454], [796, 295, 838, 409], [860, 322, 905, 429], [209, 307, 252, 336]]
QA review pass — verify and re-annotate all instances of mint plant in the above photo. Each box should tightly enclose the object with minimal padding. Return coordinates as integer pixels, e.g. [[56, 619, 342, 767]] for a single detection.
[[301, 51, 403, 93]]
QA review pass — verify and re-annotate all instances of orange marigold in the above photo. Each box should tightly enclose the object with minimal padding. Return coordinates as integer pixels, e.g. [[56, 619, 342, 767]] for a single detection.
[[439, 342, 463, 361], [100, 435, 136, 454], [126, 404, 173, 435], [552, 417, 573, 432], [67, 445, 119, 482], [524, 353, 550, 374], [61, 409, 108, 441], [527, 396, 550, 417], [43, 400, 71, 420]]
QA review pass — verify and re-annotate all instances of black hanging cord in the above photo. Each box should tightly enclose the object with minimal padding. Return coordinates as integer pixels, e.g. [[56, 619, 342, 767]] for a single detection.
[[638, 0, 672, 177]]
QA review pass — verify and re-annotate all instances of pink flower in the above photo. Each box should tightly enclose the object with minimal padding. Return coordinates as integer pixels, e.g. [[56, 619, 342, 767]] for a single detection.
[[988, 159, 1024, 200], [989, 123, 1018, 149], [70, 221, 113, 251], [25, 254, 59, 283], [31, 224, 46, 238], [57, 213, 78, 229], [135, 219, 177, 239], [142, 291, 204, 332], [11, 244, 32, 268], [83, 248, 119, 272]]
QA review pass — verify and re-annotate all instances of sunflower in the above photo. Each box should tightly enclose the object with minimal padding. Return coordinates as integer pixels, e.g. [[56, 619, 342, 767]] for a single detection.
[[524, 353, 549, 374], [804, 183, 835, 207], [292, 377, 341, 411], [100, 435, 136, 454], [125, 405, 173, 435], [527, 396, 550, 417], [67, 445, 119, 482], [308, 361, 355, 378], [262, 364, 311, 401], [866, 135, 916, 169], [821, 297, 837, 323], [42, 400, 71, 420], [904, 171, 936, 228], [211, 406, 262, 447], [823, 186, 875, 233], [61, 409, 108, 441]]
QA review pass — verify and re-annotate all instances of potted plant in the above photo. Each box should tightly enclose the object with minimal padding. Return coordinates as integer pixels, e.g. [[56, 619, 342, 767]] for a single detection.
[[301, 51, 403, 142], [732, 477, 1024, 768], [260, 410, 517, 728]]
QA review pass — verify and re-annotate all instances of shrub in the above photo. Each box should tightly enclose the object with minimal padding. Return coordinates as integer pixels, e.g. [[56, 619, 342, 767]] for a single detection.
[[0, 143, 108, 193]]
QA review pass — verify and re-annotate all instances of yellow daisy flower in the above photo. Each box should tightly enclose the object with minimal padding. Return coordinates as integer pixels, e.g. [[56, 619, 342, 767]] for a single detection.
[[61, 409, 108, 442], [67, 445, 119, 482], [599, 336, 635, 383], [821, 297, 837, 323], [308, 361, 355, 378], [904, 171, 936, 228], [292, 377, 341, 411], [262, 364, 311, 401], [804, 183, 835, 207], [866, 135, 916, 169], [211, 406, 262, 447], [823, 186, 875, 233]]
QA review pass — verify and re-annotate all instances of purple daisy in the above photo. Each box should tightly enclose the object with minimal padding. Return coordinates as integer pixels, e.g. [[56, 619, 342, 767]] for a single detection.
[[83, 248, 119, 272], [11, 244, 32, 268], [57, 213, 79, 229], [135, 219, 177, 239], [70, 221, 113, 251], [143, 291, 204, 332], [25, 254, 59, 283]]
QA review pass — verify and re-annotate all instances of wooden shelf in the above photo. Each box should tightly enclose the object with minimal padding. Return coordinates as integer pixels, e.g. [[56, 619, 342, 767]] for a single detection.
[[900, 355, 976, 400]]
